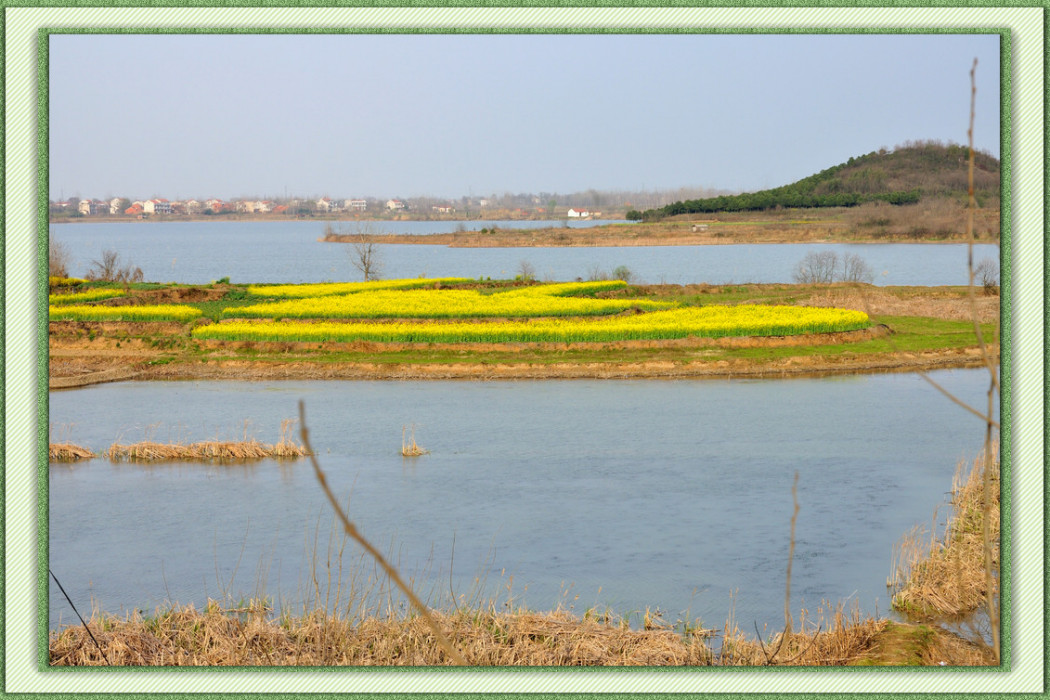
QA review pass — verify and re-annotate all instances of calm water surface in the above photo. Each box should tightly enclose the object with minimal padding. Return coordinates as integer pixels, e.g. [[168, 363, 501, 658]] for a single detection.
[[51, 220, 999, 286], [49, 371, 996, 631]]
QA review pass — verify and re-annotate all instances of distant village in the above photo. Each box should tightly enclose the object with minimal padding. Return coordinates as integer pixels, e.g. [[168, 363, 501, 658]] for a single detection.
[[48, 195, 607, 221]]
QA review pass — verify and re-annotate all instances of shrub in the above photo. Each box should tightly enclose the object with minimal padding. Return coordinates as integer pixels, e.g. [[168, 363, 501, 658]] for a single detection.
[[612, 265, 634, 283]]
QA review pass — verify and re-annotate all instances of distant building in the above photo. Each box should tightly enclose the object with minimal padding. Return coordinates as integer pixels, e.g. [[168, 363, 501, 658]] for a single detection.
[[345, 199, 367, 211], [431, 204, 455, 214], [316, 197, 336, 212], [79, 199, 109, 215], [386, 199, 406, 211], [567, 208, 591, 218]]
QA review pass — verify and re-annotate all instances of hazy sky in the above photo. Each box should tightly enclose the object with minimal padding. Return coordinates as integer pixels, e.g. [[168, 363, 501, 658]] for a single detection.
[[49, 32, 1001, 201]]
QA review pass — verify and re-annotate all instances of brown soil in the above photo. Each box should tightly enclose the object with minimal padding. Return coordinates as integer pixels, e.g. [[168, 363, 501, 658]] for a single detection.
[[98, 286, 228, 305]]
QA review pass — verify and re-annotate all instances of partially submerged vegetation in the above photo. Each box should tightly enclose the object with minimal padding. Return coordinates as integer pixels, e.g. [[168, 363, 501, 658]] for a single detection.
[[890, 445, 1000, 619], [51, 420, 309, 463], [104, 437, 308, 463], [48, 443, 94, 462]]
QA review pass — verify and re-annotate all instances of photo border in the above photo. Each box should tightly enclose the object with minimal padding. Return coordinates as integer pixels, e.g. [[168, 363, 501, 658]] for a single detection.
[[3, 3, 1044, 697]]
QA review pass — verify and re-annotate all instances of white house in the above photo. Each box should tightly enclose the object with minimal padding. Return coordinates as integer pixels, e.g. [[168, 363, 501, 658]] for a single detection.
[[386, 199, 406, 211], [345, 199, 367, 211], [567, 208, 590, 218]]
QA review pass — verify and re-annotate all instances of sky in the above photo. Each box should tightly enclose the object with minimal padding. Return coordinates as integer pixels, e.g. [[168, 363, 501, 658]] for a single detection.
[[49, 33, 1001, 202]]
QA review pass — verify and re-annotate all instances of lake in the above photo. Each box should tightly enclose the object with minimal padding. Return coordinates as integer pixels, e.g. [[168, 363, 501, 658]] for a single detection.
[[50, 220, 999, 286], [48, 370, 997, 632]]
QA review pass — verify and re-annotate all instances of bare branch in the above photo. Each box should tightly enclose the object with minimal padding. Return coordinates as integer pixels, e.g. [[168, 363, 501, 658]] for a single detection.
[[297, 401, 466, 665]]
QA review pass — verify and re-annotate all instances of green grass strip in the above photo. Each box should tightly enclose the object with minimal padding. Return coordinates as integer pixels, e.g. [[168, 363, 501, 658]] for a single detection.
[[246, 277, 473, 298]]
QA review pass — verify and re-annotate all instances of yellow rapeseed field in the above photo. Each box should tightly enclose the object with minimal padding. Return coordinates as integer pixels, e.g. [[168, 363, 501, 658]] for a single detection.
[[49, 304, 203, 322], [48, 289, 124, 305], [195, 306, 869, 344], [226, 288, 671, 320]]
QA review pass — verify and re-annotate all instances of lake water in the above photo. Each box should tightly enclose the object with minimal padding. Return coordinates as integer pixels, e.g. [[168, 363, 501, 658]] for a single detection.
[[48, 370, 997, 632], [50, 220, 999, 286]]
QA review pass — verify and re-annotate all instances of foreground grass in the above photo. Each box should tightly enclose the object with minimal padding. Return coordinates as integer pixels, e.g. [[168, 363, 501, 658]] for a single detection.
[[48, 600, 993, 667], [890, 446, 1000, 619]]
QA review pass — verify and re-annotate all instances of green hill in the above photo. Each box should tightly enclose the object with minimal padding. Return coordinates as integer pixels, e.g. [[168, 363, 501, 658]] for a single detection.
[[635, 141, 1001, 220]]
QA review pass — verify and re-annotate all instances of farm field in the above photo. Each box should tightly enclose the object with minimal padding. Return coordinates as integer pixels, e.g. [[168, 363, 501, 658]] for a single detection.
[[47, 277, 999, 388]]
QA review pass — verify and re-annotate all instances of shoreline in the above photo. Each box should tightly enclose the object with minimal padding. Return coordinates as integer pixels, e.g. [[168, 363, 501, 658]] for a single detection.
[[50, 213, 1000, 247], [49, 348, 993, 389]]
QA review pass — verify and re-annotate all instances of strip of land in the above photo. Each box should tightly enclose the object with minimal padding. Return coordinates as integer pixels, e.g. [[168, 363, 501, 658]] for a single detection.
[[318, 205, 1001, 247], [48, 282, 999, 388]]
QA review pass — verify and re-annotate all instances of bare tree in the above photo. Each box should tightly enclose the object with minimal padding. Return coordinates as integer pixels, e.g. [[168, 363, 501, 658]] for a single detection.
[[586, 264, 609, 282], [350, 241, 383, 281], [517, 259, 536, 282], [840, 253, 875, 283], [973, 257, 999, 292], [49, 238, 71, 278], [85, 249, 143, 283], [792, 251, 838, 284]]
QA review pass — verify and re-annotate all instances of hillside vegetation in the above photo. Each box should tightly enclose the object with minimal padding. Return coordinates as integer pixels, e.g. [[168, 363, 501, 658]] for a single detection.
[[635, 141, 1001, 220]]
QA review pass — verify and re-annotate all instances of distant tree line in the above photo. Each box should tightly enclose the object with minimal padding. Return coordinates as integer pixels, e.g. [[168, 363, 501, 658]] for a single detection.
[[636, 185, 920, 221], [635, 140, 998, 221]]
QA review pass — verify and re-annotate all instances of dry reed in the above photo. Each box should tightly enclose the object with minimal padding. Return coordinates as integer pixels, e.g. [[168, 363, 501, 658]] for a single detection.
[[889, 444, 1000, 619], [53, 600, 972, 667], [401, 425, 429, 457], [49, 443, 95, 462], [104, 419, 309, 462]]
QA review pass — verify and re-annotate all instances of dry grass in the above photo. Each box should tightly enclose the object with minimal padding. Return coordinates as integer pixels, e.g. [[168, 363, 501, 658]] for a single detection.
[[401, 425, 429, 457], [802, 286, 1000, 323], [49, 443, 94, 462], [843, 196, 1000, 241], [889, 444, 1000, 619], [52, 599, 957, 667], [104, 419, 309, 462]]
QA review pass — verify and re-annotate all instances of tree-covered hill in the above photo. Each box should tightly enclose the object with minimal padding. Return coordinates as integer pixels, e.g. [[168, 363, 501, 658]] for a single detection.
[[632, 141, 1001, 221]]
